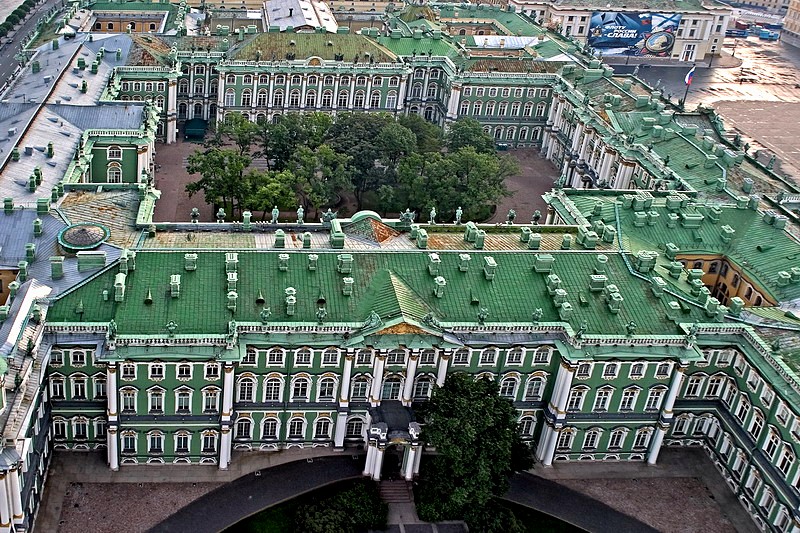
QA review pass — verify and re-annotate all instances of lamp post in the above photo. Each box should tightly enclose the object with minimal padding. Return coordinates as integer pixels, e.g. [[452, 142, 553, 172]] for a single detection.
[[731, 39, 739, 58]]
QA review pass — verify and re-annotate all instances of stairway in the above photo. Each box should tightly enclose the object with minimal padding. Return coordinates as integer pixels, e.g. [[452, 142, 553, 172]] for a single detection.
[[379, 480, 412, 503]]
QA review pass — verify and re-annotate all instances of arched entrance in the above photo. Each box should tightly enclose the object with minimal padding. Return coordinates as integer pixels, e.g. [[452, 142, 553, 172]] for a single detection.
[[362, 402, 422, 481]]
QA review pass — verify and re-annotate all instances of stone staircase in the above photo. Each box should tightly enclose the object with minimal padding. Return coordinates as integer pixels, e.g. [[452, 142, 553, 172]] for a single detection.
[[379, 480, 413, 503]]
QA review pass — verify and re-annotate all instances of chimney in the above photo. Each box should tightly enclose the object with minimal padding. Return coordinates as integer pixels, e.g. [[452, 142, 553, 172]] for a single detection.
[[433, 276, 446, 298], [226, 252, 239, 272], [342, 277, 354, 296], [289, 7, 294, 16], [285, 287, 296, 315], [115, 273, 126, 302], [184, 253, 197, 271], [227, 272, 238, 292], [50, 256, 64, 279], [170, 274, 181, 298], [308, 254, 318, 271], [428, 253, 441, 276], [227, 291, 238, 312], [337, 254, 353, 274], [458, 253, 471, 272]]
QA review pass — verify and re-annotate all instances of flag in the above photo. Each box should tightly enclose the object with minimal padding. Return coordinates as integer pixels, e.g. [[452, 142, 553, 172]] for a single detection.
[[684, 66, 696, 86]]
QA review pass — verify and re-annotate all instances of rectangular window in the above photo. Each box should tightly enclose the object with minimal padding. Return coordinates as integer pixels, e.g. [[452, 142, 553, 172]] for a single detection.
[[420, 350, 436, 365], [51, 350, 63, 365], [149, 392, 163, 413], [609, 431, 625, 449], [576, 363, 592, 379], [322, 350, 339, 366], [51, 379, 65, 399], [533, 348, 550, 364], [73, 379, 86, 399], [202, 434, 217, 453], [506, 349, 523, 365], [453, 350, 469, 365], [567, 389, 585, 411], [176, 434, 190, 453], [602, 363, 619, 379], [593, 389, 612, 411], [351, 380, 369, 401], [716, 350, 732, 366], [94, 379, 106, 399], [620, 389, 638, 411], [149, 434, 163, 454], [268, 350, 284, 365], [388, 351, 405, 365], [242, 349, 257, 366], [122, 434, 136, 453], [295, 349, 312, 366], [149, 364, 164, 380], [205, 363, 220, 380], [177, 392, 191, 412], [203, 390, 219, 412], [583, 431, 599, 449], [121, 364, 136, 380], [74, 421, 88, 439], [122, 391, 136, 412], [646, 389, 665, 410], [71, 350, 86, 366], [177, 364, 192, 380]]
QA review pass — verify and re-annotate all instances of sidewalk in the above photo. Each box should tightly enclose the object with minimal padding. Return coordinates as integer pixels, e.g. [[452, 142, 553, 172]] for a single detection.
[[605, 50, 743, 69]]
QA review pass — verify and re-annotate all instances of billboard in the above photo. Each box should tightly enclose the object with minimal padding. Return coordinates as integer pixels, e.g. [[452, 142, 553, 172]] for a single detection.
[[587, 12, 682, 57]]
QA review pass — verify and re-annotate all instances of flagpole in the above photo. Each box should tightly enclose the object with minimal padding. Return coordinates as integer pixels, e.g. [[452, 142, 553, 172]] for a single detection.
[[682, 64, 696, 109]]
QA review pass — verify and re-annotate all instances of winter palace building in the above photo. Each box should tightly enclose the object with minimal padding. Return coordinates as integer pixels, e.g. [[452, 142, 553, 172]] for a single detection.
[[0, 1, 797, 532]]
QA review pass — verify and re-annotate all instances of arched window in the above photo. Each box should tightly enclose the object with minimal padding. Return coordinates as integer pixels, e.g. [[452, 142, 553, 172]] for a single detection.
[[583, 428, 601, 449], [356, 76, 367, 86], [235, 417, 252, 439], [273, 90, 284, 107], [263, 377, 282, 401], [411, 83, 422, 98], [321, 90, 333, 107], [314, 417, 331, 439], [498, 102, 508, 115], [370, 91, 381, 107], [289, 90, 301, 107], [338, 91, 348, 108], [155, 96, 165, 109], [480, 348, 497, 365], [524, 376, 545, 401], [413, 376, 433, 400], [354, 91, 365, 108], [519, 416, 534, 436], [256, 90, 268, 106], [209, 81, 218, 95], [524, 102, 534, 116], [243, 75, 253, 85], [519, 127, 529, 140], [536, 102, 547, 117], [178, 79, 189, 95], [241, 89, 252, 107], [194, 65, 205, 75], [511, 102, 520, 115], [288, 417, 305, 439], [499, 376, 518, 398], [506, 127, 516, 140], [460, 101, 470, 115], [382, 376, 402, 400], [193, 103, 203, 118], [291, 376, 310, 401], [291, 75, 302, 85], [107, 145, 122, 160], [178, 102, 187, 119], [307, 75, 318, 86], [262, 417, 279, 439], [194, 79, 204, 95], [224, 89, 235, 107], [427, 84, 437, 98], [486, 101, 496, 115], [237, 377, 255, 402], [305, 90, 317, 107], [345, 417, 364, 438], [473, 102, 482, 115], [323, 75, 334, 85], [106, 163, 122, 183], [351, 376, 370, 401], [317, 377, 337, 401]]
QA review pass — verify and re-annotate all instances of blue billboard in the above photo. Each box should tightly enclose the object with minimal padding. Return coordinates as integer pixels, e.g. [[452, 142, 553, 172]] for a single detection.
[[587, 12, 682, 57]]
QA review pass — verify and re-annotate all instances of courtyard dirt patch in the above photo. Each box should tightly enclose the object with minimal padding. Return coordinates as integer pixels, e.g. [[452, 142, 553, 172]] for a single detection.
[[559, 476, 737, 533], [57, 481, 221, 533]]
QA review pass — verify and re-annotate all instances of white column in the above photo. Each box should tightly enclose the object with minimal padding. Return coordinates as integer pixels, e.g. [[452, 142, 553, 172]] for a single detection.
[[107, 427, 119, 471], [370, 353, 386, 406], [0, 473, 9, 529], [403, 446, 417, 480], [549, 359, 575, 419], [446, 84, 461, 120], [222, 363, 234, 419], [402, 352, 419, 405], [397, 77, 408, 113], [571, 122, 584, 152], [8, 469, 21, 523], [334, 412, 347, 449], [340, 353, 354, 404], [299, 76, 307, 110], [107, 363, 118, 419], [579, 129, 592, 160], [436, 351, 450, 386], [662, 364, 686, 417], [545, 132, 557, 160], [219, 425, 232, 470], [413, 443, 422, 474], [538, 424, 559, 466], [371, 446, 384, 481], [332, 76, 340, 111], [363, 444, 375, 476], [166, 78, 178, 144], [647, 426, 666, 465]]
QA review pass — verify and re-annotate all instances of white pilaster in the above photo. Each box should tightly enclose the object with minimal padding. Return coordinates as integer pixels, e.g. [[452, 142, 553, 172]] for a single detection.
[[0, 473, 9, 529], [222, 363, 234, 419], [107, 363, 118, 419], [402, 352, 419, 405], [436, 351, 450, 386], [334, 412, 347, 449], [363, 444, 375, 476], [647, 426, 666, 465], [662, 364, 686, 417], [107, 427, 119, 471], [413, 443, 422, 474], [371, 447, 384, 481], [370, 352, 386, 406], [340, 353, 354, 404], [404, 446, 417, 480], [537, 423, 559, 466], [8, 469, 21, 523], [219, 426, 232, 470]]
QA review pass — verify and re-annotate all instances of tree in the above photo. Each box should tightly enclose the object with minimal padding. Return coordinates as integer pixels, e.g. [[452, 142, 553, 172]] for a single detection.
[[258, 113, 332, 171], [289, 144, 352, 217], [209, 113, 258, 156], [242, 169, 297, 220], [185, 148, 252, 218], [399, 114, 442, 153], [376, 122, 417, 168], [446, 117, 496, 155], [416, 373, 533, 525]]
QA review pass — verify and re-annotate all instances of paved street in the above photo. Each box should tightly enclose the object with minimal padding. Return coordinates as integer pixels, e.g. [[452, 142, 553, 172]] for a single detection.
[[0, 0, 64, 85]]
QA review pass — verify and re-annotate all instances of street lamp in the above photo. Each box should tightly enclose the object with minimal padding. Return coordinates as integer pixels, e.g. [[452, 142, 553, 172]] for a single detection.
[[731, 39, 739, 58]]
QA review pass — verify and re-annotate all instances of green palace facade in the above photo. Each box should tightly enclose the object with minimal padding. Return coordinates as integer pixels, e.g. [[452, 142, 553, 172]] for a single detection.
[[0, 2, 800, 532]]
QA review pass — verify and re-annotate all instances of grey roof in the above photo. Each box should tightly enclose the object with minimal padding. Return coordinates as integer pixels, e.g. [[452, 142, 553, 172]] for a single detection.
[[47, 103, 145, 131], [0, 208, 122, 296], [263, 0, 338, 32], [0, 279, 50, 357]]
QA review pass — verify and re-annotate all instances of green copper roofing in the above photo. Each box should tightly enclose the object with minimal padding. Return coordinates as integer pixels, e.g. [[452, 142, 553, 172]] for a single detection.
[[436, 4, 544, 37], [376, 36, 460, 60], [232, 34, 398, 63], [48, 249, 709, 336], [564, 194, 800, 302]]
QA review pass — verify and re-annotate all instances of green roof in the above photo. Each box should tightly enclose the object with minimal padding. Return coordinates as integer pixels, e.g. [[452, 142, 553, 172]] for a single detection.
[[232, 33, 398, 62], [48, 249, 707, 336], [565, 194, 800, 303], [436, 5, 543, 37], [376, 36, 460, 60]]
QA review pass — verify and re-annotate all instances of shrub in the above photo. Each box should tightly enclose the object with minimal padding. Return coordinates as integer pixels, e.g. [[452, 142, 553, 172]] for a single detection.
[[294, 479, 387, 533], [6, 14, 19, 25]]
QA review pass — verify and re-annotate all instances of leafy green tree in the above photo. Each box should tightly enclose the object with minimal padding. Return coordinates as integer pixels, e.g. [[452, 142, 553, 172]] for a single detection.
[[399, 114, 442, 153], [242, 169, 297, 220], [324, 113, 395, 209], [416, 373, 533, 525], [258, 113, 332, 171], [289, 144, 352, 217], [294, 480, 387, 533], [209, 113, 258, 156], [376, 122, 417, 167], [446, 117, 497, 154], [186, 148, 252, 218]]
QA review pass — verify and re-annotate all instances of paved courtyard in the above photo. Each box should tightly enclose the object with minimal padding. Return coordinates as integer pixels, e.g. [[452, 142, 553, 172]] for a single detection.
[[153, 140, 215, 223], [487, 147, 557, 224]]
